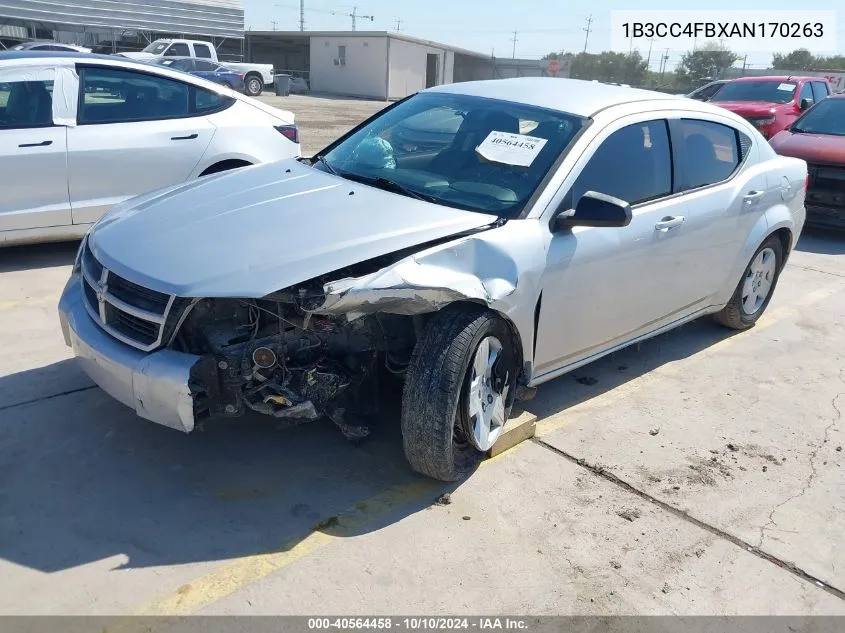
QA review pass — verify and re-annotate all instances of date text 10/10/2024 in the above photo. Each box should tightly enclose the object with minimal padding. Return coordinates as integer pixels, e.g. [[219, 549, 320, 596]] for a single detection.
[[308, 617, 529, 630]]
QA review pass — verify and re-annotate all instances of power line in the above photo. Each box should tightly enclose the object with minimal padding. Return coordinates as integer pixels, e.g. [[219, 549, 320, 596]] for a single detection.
[[583, 15, 593, 53]]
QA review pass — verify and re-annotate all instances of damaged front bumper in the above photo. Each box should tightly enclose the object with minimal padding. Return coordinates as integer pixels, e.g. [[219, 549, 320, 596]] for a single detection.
[[58, 277, 200, 433]]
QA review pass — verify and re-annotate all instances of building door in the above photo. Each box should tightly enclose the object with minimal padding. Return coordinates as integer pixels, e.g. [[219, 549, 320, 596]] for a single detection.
[[425, 54, 439, 88]]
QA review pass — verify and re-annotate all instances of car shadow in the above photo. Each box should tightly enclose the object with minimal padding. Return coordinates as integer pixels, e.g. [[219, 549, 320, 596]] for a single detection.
[[0, 361, 452, 574], [528, 317, 739, 421], [794, 227, 845, 255], [0, 240, 80, 273]]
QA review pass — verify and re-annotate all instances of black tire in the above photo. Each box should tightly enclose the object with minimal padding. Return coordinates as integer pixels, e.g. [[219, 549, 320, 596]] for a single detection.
[[714, 235, 783, 330], [244, 74, 263, 96], [401, 304, 517, 481]]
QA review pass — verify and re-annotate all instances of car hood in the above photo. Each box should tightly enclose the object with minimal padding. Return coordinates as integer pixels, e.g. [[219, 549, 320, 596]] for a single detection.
[[770, 131, 845, 167], [87, 160, 499, 298], [712, 101, 780, 116], [117, 52, 159, 60]]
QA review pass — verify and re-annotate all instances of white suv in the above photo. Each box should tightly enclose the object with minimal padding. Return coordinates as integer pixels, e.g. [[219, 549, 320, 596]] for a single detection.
[[0, 51, 300, 247]]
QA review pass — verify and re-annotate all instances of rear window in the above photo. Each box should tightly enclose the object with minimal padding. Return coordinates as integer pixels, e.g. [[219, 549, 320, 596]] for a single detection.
[[712, 81, 797, 104]]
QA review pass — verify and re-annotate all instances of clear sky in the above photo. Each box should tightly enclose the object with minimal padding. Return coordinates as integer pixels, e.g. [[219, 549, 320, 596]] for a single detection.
[[244, 1, 844, 71]]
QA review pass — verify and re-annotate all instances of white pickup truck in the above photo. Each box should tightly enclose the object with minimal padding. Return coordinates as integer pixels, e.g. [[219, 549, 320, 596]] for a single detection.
[[118, 39, 274, 96]]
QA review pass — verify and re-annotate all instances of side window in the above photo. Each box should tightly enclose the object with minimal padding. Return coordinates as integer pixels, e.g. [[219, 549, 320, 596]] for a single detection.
[[571, 120, 672, 206], [676, 119, 741, 191], [811, 81, 830, 100], [0, 79, 54, 129], [79, 67, 190, 123], [195, 86, 233, 113], [194, 60, 217, 72], [194, 44, 213, 59], [165, 43, 190, 57], [799, 82, 814, 105]]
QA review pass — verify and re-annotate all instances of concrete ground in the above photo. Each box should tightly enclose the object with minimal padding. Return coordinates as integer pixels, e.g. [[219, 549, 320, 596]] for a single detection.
[[0, 95, 844, 616], [256, 93, 388, 156]]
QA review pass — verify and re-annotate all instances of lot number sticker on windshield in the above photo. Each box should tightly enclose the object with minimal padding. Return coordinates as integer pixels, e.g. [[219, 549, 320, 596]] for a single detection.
[[476, 131, 548, 167], [777, 83, 795, 91]]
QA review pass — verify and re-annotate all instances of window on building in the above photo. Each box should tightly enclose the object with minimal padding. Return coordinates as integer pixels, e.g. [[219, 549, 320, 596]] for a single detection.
[[338, 45, 347, 66]]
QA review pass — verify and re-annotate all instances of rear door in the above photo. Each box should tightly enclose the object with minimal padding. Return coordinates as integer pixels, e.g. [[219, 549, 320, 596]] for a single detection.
[[667, 117, 766, 302], [67, 65, 216, 225], [0, 68, 71, 232]]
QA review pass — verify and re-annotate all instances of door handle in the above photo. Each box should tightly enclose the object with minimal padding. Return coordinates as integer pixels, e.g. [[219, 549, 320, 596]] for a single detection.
[[18, 140, 53, 148], [744, 190, 765, 201], [171, 133, 198, 141], [655, 216, 685, 232]]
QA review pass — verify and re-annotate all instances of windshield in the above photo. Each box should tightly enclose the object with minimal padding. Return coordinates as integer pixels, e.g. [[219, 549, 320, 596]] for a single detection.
[[317, 92, 586, 216], [712, 80, 797, 104], [143, 41, 170, 54], [792, 98, 845, 136]]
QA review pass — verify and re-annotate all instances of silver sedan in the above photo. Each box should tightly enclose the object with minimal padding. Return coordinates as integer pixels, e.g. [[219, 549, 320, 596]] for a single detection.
[[59, 77, 807, 481]]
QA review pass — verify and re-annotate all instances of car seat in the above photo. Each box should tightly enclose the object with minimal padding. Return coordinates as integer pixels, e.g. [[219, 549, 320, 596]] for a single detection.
[[684, 133, 722, 189], [5, 82, 53, 127], [429, 110, 520, 175]]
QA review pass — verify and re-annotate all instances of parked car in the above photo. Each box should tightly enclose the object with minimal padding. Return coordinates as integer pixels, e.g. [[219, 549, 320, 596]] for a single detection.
[[58, 78, 806, 481], [0, 51, 300, 247], [117, 39, 274, 97], [710, 75, 833, 139], [10, 41, 91, 53], [686, 79, 728, 101], [149, 57, 246, 92], [770, 94, 845, 229]]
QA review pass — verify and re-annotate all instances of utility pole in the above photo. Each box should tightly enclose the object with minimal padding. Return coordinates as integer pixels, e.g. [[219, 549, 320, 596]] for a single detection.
[[511, 30, 518, 59], [741, 54, 748, 74], [271, 20, 278, 31], [299, 0, 305, 31], [646, 36, 654, 67], [583, 14, 593, 53], [659, 48, 669, 81], [395, 17, 402, 31]]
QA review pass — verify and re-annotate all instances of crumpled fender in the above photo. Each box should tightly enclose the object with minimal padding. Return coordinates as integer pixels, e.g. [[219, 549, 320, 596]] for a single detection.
[[314, 236, 521, 320]]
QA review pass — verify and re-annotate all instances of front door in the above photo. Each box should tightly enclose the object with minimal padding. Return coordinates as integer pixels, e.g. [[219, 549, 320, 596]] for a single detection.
[[67, 65, 215, 225], [0, 72, 71, 232], [534, 118, 694, 376]]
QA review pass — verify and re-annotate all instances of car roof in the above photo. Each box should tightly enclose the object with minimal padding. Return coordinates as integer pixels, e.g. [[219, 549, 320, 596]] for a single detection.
[[426, 77, 682, 118], [731, 75, 818, 82], [0, 50, 114, 63]]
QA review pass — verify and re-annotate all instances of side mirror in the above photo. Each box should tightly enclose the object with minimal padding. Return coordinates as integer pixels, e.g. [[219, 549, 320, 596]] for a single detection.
[[799, 97, 813, 111], [553, 191, 633, 231]]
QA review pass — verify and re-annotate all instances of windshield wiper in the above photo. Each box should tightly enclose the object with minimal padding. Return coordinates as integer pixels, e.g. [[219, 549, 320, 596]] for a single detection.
[[311, 154, 338, 176], [347, 174, 440, 204]]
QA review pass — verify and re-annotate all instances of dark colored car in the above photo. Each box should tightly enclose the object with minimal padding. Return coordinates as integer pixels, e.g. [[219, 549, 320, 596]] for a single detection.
[[686, 79, 728, 101], [150, 57, 245, 92], [770, 95, 845, 229], [710, 76, 833, 139]]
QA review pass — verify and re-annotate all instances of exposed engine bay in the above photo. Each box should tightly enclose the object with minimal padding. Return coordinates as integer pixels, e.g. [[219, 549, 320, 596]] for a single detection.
[[173, 273, 421, 441]]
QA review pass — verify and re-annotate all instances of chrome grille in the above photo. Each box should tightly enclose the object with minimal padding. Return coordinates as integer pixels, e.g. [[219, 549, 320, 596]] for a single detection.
[[80, 242, 180, 352]]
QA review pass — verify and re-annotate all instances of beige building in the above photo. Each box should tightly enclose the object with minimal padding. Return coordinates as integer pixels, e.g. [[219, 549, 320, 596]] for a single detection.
[[245, 31, 504, 100]]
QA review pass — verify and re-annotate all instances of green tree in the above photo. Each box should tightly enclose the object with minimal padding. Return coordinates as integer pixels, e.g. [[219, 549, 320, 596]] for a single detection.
[[675, 41, 738, 90], [569, 51, 647, 85], [772, 49, 816, 70]]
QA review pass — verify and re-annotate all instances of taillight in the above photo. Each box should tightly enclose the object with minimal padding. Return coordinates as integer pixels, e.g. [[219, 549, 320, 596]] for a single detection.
[[275, 125, 299, 144], [805, 174, 809, 190]]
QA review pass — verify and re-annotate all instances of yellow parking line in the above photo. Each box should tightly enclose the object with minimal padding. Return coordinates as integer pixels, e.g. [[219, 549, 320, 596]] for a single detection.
[[102, 280, 845, 623], [536, 281, 845, 438]]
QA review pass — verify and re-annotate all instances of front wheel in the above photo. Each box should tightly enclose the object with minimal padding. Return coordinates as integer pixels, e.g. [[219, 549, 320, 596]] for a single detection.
[[714, 235, 783, 330], [244, 75, 264, 96], [401, 305, 517, 481]]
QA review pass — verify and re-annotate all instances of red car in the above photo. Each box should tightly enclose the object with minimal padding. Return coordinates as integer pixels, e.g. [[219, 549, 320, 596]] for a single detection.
[[710, 75, 833, 139], [770, 95, 845, 229]]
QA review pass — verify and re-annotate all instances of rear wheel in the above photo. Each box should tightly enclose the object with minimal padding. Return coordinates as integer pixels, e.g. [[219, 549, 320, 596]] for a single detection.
[[714, 235, 783, 330], [401, 305, 517, 481], [244, 74, 264, 96]]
